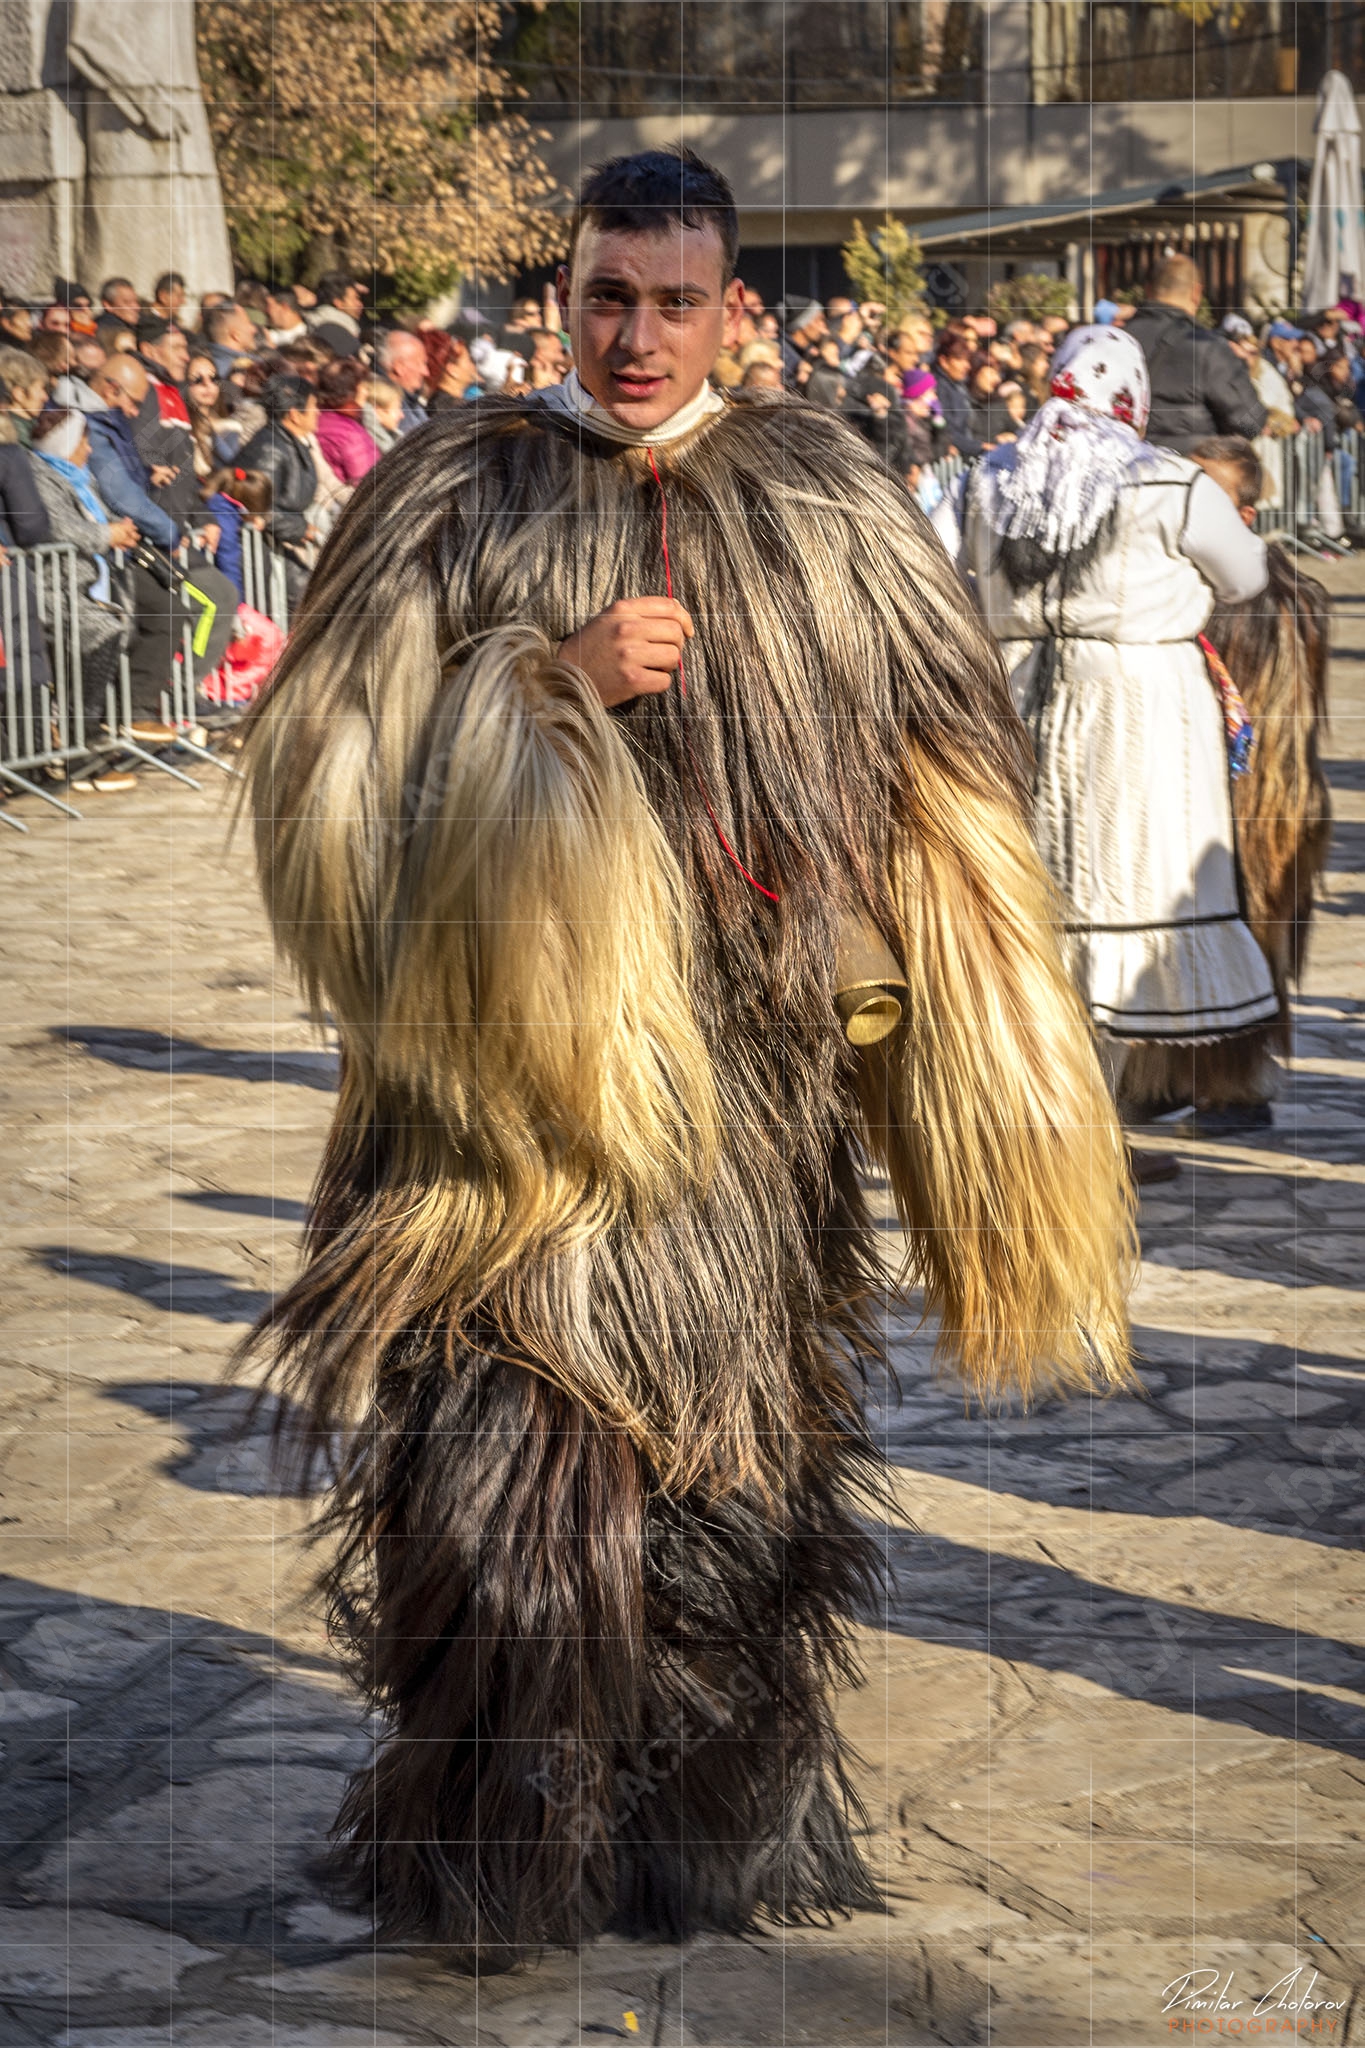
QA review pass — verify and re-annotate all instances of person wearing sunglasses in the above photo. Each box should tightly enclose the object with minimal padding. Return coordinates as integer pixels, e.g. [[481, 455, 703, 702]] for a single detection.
[[184, 352, 244, 475]]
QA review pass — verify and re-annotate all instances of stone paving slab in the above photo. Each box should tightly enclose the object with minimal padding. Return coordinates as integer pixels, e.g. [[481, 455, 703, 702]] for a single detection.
[[2, 564, 1365, 2042]]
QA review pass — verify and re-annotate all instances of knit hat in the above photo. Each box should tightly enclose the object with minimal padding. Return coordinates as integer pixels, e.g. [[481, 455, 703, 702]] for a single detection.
[[1093, 299, 1120, 325], [786, 298, 825, 336], [902, 368, 937, 402]]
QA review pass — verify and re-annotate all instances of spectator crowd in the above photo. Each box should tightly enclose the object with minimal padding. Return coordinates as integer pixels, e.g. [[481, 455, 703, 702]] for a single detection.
[[1, 248, 1362, 793]]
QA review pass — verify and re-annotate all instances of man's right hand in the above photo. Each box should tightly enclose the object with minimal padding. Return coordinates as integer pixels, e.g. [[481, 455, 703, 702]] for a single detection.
[[557, 597, 694, 708], [107, 517, 140, 550], [149, 463, 178, 487]]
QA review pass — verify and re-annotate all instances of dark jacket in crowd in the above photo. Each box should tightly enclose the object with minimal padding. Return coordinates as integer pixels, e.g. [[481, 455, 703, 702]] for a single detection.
[[86, 405, 181, 551], [236, 421, 317, 549], [1126, 300, 1267, 451], [846, 396, 915, 479], [0, 439, 51, 552], [934, 367, 984, 458], [131, 380, 211, 537], [969, 396, 1018, 448], [309, 310, 363, 359], [845, 368, 918, 477], [0, 438, 53, 688], [1297, 381, 1340, 449]]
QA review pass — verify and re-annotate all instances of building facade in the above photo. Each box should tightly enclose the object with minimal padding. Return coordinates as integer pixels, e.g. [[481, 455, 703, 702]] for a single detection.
[[503, 0, 1365, 315]]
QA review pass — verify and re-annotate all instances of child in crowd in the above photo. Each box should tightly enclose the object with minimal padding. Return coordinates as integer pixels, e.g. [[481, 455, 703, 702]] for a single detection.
[[360, 376, 405, 454], [203, 465, 272, 601]]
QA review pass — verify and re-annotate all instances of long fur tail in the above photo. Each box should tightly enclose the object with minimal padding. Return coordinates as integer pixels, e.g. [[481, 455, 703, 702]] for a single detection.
[[242, 621, 718, 1482], [856, 742, 1136, 1406]]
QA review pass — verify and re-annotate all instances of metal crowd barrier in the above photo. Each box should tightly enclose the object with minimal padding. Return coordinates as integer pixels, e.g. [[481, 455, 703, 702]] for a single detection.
[[241, 526, 291, 633], [0, 545, 88, 830], [0, 533, 294, 830], [1257, 425, 1365, 550]]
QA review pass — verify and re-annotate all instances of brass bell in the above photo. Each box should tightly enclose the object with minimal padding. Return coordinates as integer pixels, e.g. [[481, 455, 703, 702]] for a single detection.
[[835, 914, 908, 1046]]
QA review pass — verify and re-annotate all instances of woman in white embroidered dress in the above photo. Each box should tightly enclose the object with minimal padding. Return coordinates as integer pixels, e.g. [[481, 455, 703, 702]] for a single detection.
[[964, 325, 1278, 1177]]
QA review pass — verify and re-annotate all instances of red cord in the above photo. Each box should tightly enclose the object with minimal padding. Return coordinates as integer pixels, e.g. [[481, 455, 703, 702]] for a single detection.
[[646, 445, 779, 905]]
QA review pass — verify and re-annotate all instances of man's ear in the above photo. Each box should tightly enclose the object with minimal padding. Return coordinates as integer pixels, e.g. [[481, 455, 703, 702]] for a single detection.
[[1240, 504, 1258, 528], [722, 276, 746, 350]]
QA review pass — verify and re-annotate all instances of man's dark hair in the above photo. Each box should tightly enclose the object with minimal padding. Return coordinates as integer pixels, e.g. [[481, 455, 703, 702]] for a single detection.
[[261, 371, 314, 420], [153, 271, 186, 296], [99, 276, 135, 304], [1191, 434, 1262, 510], [202, 302, 245, 346], [266, 285, 301, 313], [315, 270, 358, 307], [569, 147, 739, 281]]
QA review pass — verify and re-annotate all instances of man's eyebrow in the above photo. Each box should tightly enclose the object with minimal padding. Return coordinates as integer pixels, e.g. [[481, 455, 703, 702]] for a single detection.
[[582, 274, 711, 296]]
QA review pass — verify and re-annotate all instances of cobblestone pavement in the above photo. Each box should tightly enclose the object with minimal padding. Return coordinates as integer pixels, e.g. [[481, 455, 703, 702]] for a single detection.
[[2, 563, 1364, 2047]]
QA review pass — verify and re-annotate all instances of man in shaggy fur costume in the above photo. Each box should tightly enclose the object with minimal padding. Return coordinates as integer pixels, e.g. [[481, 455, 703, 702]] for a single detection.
[[244, 148, 1134, 1971], [1119, 435, 1331, 1132]]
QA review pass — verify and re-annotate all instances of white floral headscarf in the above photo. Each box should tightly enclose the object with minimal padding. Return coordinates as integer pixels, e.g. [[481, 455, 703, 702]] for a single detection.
[[988, 324, 1157, 556]]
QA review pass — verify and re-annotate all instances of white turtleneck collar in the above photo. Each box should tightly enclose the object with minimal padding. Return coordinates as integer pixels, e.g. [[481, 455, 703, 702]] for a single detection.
[[539, 369, 725, 447]]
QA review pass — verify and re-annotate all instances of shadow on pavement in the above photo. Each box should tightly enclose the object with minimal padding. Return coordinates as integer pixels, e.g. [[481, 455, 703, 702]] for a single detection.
[[35, 1248, 272, 1326], [100, 1380, 321, 1499], [55, 1023, 338, 1091]]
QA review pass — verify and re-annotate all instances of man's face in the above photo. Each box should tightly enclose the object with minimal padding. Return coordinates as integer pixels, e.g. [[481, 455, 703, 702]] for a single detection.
[[385, 333, 426, 396], [1, 307, 33, 343], [288, 395, 320, 438], [939, 346, 971, 383], [558, 220, 743, 430], [337, 282, 364, 320], [95, 360, 149, 415], [147, 328, 189, 382], [266, 294, 296, 330], [10, 373, 47, 418], [41, 305, 70, 334], [227, 307, 256, 353], [104, 283, 140, 324], [156, 282, 185, 315]]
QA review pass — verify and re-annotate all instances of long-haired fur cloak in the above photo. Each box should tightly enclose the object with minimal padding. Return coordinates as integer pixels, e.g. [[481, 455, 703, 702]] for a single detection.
[[243, 392, 1133, 1968], [1121, 545, 1331, 1114]]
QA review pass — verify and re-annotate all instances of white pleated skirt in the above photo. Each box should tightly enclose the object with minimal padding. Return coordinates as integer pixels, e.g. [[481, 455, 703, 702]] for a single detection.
[[1005, 635, 1280, 1044]]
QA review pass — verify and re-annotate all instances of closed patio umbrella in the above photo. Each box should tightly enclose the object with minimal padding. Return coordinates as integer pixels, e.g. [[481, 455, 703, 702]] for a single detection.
[[1302, 69, 1365, 312]]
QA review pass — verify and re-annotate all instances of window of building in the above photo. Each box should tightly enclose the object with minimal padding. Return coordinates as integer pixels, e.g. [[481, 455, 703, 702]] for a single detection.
[[1032, 1, 1365, 105], [498, 1, 985, 115]]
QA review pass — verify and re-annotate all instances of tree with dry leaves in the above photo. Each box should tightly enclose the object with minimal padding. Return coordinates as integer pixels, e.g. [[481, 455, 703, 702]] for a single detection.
[[196, 0, 565, 304]]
